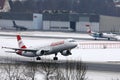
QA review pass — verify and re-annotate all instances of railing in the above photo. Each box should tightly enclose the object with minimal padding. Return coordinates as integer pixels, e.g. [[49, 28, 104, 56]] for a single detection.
[[77, 43, 120, 49]]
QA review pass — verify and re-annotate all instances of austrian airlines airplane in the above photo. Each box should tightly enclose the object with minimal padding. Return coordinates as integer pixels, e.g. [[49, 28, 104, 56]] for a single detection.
[[2, 35, 77, 60]]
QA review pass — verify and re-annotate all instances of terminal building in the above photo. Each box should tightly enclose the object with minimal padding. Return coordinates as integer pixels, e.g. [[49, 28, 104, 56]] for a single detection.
[[0, 12, 120, 33]]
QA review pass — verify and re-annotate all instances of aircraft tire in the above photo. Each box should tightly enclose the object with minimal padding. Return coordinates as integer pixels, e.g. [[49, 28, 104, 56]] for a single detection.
[[53, 57, 58, 60], [108, 38, 110, 40], [36, 57, 41, 60]]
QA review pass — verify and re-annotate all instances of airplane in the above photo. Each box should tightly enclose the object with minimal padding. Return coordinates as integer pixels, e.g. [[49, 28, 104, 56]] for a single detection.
[[2, 35, 77, 60], [86, 26, 119, 40], [12, 20, 27, 31]]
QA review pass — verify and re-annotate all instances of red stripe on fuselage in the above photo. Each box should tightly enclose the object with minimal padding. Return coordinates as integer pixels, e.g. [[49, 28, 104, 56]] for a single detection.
[[50, 41, 64, 46]]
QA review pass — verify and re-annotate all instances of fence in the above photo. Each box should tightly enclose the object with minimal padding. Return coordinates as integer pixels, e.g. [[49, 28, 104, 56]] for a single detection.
[[77, 43, 120, 49]]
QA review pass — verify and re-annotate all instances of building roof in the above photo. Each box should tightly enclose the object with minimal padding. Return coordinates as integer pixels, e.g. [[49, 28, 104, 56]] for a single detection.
[[0, 0, 5, 9]]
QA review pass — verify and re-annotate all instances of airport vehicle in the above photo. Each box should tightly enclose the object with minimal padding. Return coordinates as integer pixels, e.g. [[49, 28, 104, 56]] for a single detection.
[[12, 20, 27, 31], [86, 26, 118, 40], [2, 35, 77, 60]]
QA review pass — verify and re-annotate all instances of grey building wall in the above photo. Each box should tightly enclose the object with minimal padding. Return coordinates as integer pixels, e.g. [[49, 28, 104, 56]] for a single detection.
[[43, 21, 71, 31], [100, 15, 120, 32], [76, 15, 99, 32], [76, 22, 99, 32], [43, 13, 100, 32], [33, 13, 43, 30], [0, 12, 100, 32], [0, 13, 42, 30], [0, 19, 33, 29], [76, 22, 90, 32], [42, 13, 79, 31]]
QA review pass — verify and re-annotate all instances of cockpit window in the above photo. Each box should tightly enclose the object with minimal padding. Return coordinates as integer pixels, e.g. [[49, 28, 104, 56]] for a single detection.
[[68, 39, 76, 42]]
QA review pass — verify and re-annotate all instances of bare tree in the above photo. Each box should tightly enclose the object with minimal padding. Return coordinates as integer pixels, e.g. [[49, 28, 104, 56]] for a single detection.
[[0, 60, 87, 80], [24, 63, 38, 80], [75, 61, 87, 80], [55, 67, 66, 80], [38, 61, 59, 80], [0, 64, 8, 80], [3, 63, 27, 80], [56, 60, 87, 80]]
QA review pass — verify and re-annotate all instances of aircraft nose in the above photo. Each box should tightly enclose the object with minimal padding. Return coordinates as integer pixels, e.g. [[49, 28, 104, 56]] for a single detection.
[[73, 42, 78, 47]]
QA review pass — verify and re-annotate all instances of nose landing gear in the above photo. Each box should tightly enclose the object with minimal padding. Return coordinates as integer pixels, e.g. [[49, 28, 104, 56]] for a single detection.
[[53, 53, 58, 60]]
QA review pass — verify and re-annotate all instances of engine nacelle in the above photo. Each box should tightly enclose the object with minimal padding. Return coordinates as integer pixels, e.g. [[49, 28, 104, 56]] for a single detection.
[[36, 50, 45, 56], [61, 50, 71, 56]]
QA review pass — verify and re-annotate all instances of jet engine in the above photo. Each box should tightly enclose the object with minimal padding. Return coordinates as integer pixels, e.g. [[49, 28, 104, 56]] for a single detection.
[[36, 50, 45, 56], [61, 50, 71, 56]]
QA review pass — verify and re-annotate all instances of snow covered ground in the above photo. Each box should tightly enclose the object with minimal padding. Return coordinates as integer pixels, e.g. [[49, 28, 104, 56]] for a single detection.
[[0, 31, 120, 80], [0, 35, 120, 63], [86, 70, 120, 80], [0, 31, 95, 39]]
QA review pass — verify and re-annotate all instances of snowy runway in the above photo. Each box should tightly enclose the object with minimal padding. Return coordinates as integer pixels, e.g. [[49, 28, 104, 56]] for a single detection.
[[0, 31, 120, 80], [0, 31, 120, 63]]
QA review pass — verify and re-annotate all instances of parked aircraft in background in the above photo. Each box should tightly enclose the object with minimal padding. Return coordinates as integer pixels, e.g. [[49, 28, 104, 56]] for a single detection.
[[86, 26, 119, 40], [12, 20, 27, 31], [2, 35, 77, 60]]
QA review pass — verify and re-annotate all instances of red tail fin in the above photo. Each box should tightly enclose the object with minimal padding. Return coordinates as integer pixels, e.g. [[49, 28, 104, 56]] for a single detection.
[[87, 27, 91, 33], [17, 35, 27, 49]]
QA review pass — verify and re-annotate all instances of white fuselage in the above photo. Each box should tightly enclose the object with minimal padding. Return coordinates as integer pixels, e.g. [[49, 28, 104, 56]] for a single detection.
[[18, 39, 77, 57], [90, 32, 118, 40], [102, 33, 116, 39]]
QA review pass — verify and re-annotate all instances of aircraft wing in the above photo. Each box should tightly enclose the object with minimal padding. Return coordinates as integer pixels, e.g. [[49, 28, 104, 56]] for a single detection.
[[2, 46, 50, 52], [5, 51, 16, 53], [2, 47, 37, 52]]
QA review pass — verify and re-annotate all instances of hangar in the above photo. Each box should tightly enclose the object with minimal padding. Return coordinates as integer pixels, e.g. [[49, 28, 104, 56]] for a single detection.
[[42, 13, 99, 32], [0, 12, 120, 33], [100, 15, 120, 33], [43, 13, 120, 33]]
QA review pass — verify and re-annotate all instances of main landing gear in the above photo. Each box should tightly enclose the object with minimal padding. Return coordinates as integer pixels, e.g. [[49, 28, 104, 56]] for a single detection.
[[36, 56, 41, 60], [36, 53, 58, 60], [94, 38, 97, 40], [53, 53, 58, 60], [108, 38, 110, 40]]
